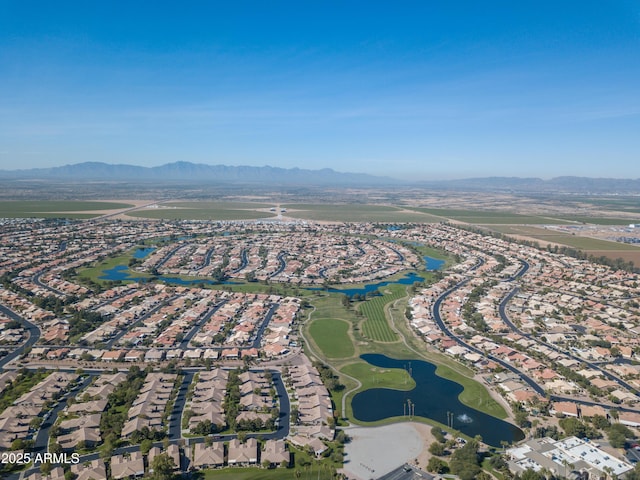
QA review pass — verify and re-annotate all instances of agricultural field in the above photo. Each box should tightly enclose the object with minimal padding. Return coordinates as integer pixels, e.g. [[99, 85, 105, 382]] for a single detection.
[[308, 318, 354, 359], [126, 204, 276, 221], [408, 207, 571, 225], [282, 204, 441, 222], [0, 200, 133, 218]]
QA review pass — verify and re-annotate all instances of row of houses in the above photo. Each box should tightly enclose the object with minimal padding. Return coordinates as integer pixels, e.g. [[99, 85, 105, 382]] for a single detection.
[[55, 372, 127, 451], [0, 372, 76, 450], [192, 438, 289, 469], [121, 372, 177, 439], [286, 360, 334, 456], [187, 368, 228, 433]]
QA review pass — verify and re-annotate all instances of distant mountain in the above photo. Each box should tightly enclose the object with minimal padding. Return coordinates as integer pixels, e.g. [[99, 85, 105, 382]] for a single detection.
[[1, 161, 399, 186], [3, 162, 640, 193], [418, 176, 640, 194]]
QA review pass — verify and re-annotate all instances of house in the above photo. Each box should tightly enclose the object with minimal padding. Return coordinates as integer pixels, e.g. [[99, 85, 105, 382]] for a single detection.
[[192, 442, 225, 468], [70, 459, 107, 480], [262, 439, 290, 467], [111, 451, 145, 479], [228, 438, 258, 466]]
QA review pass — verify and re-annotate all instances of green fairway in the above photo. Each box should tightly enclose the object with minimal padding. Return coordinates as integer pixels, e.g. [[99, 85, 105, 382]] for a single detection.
[[0, 200, 133, 218], [203, 467, 299, 480], [308, 318, 354, 358], [281, 203, 442, 222], [359, 290, 403, 342], [341, 360, 415, 391]]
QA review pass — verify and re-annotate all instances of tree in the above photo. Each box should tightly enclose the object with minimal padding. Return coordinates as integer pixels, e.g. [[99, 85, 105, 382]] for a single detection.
[[449, 442, 481, 480], [431, 426, 445, 443], [140, 438, 154, 455], [520, 468, 545, 480], [40, 462, 53, 476], [429, 441, 445, 456], [150, 453, 176, 480], [426, 457, 448, 474]]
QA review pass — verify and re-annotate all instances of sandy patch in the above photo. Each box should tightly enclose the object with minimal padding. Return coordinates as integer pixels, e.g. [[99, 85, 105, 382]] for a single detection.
[[341, 422, 437, 480]]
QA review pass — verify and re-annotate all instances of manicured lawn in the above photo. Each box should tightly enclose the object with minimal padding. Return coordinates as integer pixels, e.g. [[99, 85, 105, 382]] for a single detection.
[[202, 467, 298, 480], [308, 318, 354, 358], [434, 364, 507, 419], [340, 360, 415, 392], [359, 291, 403, 342]]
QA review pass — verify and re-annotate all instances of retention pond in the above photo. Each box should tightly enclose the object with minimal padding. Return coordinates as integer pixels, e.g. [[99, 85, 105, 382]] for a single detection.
[[351, 354, 524, 446]]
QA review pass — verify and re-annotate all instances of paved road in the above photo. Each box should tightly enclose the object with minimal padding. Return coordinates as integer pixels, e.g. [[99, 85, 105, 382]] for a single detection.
[[33, 375, 94, 453], [430, 279, 547, 396], [250, 303, 279, 349], [168, 371, 194, 440], [0, 304, 41, 369], [230, 248, 249, 274], [6, 366, 291, 480], [179, 301, 227, 348], [269, 252, 288, 278], [32, 272, 65, 297], [498, 285, 639, 395], [104, 295, 180, 348]]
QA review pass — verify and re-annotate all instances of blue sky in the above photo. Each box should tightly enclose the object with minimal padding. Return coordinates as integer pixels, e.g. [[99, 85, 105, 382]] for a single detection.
[[1, 1, 639, 180]]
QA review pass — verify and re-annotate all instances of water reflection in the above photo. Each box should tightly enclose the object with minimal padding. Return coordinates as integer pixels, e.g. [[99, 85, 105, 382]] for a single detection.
[[351, 354, 524, 446]]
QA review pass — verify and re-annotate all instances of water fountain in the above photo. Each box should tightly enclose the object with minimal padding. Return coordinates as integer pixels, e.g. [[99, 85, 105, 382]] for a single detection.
[[457, 413, 473, 423]]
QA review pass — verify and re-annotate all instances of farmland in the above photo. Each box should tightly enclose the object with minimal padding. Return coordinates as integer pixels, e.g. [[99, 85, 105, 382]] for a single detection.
[[0, 200, 134, 218], [282, 204, 441, 223]]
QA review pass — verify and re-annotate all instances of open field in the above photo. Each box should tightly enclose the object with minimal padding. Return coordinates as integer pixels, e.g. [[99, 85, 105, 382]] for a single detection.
[[551, 215, 640, 225], [164, 201, 274, 209], [126, 207, 276, 220], [282, 204, 442, 222], [587, 250, 640, 266], [488, 225, 640, 264], [0, 200, 134, 218], [308, 319, 354, 359], [407, 207, 572, 224]]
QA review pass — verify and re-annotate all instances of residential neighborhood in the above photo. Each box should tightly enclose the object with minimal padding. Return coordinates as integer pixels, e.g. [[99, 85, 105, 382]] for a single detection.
[[2, 217, 640, 479]]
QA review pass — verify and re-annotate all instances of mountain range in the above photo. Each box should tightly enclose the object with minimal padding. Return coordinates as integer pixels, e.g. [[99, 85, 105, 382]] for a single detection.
[[1, 161, 396, 186], [2, 161, 640, 193]]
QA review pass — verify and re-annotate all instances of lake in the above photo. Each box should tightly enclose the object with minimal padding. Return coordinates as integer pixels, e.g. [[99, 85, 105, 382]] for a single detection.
[[101, 247, 444, 293], [99, 265, 237, 286], [133, 247, 156, 259], [351, 354, 524, 446]]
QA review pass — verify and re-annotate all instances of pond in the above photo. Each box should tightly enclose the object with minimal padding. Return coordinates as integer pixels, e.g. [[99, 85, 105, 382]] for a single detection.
[[318, 255, 444, 297], [351, 354, 524, 446], [132, 247, 156, 259], [99, 265, 237, 286]]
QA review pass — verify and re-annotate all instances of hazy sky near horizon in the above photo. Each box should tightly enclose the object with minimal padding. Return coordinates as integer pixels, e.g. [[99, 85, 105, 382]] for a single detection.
[[1, 1, 639, 180]]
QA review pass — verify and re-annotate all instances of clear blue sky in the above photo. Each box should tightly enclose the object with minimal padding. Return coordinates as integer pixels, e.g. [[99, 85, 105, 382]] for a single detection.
[[1, 1, 639, 180]]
